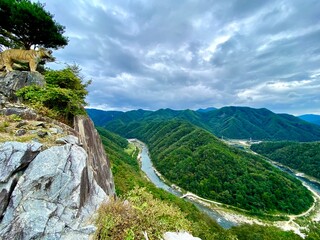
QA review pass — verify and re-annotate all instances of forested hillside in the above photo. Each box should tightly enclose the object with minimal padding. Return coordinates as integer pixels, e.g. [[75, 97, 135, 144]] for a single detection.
[[96, 127, 224, 238], [203, 107, 320, 141], [104, 120, 313, 214], [97, 127, 305, 240], [88, 106, 320, 141], [251, 142, 320, 179]]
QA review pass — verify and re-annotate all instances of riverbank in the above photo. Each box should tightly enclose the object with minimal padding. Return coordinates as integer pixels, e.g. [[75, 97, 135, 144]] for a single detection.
[[129, 138, 320, 238]]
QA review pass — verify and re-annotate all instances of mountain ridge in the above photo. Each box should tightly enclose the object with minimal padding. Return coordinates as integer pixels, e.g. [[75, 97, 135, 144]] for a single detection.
[[104, 119, 313, 214], [298, 114, 320, 126], [87, 106, 320, 142]]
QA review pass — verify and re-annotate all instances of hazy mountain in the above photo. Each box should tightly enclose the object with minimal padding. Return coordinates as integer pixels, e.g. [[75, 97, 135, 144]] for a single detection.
[[298, 114, 320, 126], [86, 108, 124, 126], [196, 107, 217, 112], [88, 107, 320, 141]]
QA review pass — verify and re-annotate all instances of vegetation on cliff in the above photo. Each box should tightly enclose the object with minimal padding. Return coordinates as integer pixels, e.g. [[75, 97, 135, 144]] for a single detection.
[[95, 187, 192, 240], [251, 141, 320, 180], [17, 66, 90, 124], [104, 120, 313, 214]]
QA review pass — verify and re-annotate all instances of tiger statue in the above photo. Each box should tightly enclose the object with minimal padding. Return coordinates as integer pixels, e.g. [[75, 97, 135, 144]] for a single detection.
[[0, 48, 55, 72]]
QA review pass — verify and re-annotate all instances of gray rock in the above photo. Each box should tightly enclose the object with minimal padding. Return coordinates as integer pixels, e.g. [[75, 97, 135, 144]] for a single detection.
[[56, 135, 79, 145], [0, 143, 110, 239], [16, 121, 27, 128], [0, 71, 45, 105], [0, 105, 37, 120], [0, 142, 42, 182], [37, 130, 48, 138], [49, 127, 63, 134], [0, 174, 19, 218], [15, 129, 26, 136], [74, 115, 115, 203], [32, 121, 46, 128]]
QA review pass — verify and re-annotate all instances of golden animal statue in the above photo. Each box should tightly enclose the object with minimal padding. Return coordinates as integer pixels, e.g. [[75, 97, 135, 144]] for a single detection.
[[0, 48, 55, 72]]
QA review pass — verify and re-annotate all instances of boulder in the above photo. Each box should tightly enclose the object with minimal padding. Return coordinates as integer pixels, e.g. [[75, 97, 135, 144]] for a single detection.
[[56, 135, 80, 145], [0, 104, 38, 120], [0, 142, 108, 239], [0, 71, 45, 105]]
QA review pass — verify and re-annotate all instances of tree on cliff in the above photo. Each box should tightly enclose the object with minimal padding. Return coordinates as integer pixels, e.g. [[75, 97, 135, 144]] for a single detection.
[[0, 0, 68, 50]]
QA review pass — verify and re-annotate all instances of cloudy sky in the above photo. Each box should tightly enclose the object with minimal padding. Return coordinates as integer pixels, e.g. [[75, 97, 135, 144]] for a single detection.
[[36, 0, 320, 115]]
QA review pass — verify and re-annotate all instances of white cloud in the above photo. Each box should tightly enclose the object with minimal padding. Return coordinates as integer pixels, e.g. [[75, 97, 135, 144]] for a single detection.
[[33, 0, 320, 115]]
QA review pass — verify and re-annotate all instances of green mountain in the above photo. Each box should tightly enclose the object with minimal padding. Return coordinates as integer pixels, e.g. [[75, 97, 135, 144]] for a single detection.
[[251, 141, 320, 179], [204, 107, 320, 141], [97, 126, 305, 240], [85, 108, 124, 126], [87, 107, 320, 141], [299, 114, 320, 126], [107, 119, 313, 214]]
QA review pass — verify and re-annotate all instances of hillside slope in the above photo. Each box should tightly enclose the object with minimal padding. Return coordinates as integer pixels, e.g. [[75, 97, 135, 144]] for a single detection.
[[88, 107, 320, 141], [251, 141, 320, 179], [106, 119, 313, 214], [97, 127, 304, 240], [205, 107, 320, 141]]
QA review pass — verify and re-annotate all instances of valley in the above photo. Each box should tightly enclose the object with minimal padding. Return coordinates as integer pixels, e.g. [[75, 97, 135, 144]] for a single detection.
[[88, 106, 320, 142], [131, 138, 320, 238], [90, 107, 320, 239]]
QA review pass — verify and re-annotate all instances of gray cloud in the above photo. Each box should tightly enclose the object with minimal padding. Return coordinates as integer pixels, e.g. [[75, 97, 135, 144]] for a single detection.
[[36, 0, 320, 115]]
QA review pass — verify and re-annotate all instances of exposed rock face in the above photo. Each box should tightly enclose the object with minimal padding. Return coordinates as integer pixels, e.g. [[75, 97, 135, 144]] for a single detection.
[[0, 71, 45, 105], [0, 136, 113, 239], [0, 71, 115, 239], [0, 141, 106, 239], [74, 115, 115, 207], [0, 142, 42, 182]]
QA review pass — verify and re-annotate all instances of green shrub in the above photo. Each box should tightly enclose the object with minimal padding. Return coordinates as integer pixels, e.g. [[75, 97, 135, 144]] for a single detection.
[[16, 65, 90, 124], [0, 121, 10, 132], [95, 187, 192, 240]]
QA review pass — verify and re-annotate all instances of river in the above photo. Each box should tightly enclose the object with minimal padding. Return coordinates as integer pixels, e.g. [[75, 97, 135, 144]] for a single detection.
[[133, 139, 320, 229], [138, 141, 237, 229]]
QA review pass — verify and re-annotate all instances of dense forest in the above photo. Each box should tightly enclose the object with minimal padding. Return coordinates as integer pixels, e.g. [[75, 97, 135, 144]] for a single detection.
[[97, 127, 306, 240], [87, 106, 320, 141], [102, 120, 313, 214], [251, 141, 320, 179]]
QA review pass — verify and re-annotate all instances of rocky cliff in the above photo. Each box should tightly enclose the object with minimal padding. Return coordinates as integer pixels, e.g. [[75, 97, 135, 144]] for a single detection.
[[0, 71, 115, 239]]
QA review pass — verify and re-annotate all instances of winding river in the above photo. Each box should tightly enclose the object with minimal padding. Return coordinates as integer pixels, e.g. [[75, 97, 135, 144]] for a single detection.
[[133, 139, 320, 229], [137, 140, 237, 229]]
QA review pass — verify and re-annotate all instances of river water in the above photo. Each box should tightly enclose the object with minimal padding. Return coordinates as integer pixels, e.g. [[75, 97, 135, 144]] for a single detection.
[[136, 140, 320, 229], [139, 142, 237, 229]]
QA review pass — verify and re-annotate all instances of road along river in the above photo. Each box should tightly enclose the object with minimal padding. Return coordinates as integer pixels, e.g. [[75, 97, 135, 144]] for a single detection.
[[129, 139, 320, 231]]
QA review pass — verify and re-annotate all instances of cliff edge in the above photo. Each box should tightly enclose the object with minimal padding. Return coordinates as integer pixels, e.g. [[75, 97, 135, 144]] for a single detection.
[[0, 71, 115, 239]]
